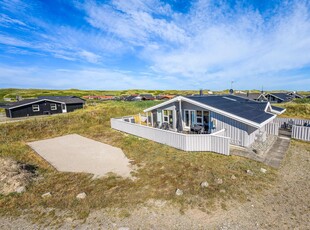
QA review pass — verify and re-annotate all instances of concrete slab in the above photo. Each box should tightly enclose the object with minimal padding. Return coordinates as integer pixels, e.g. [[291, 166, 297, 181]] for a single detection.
[[230, 136, 290, 168], [28, 134, 132, 178]]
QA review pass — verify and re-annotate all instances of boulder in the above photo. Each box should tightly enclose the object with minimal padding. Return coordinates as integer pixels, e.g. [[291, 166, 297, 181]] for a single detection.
[[260, 168, 267, 173], [76, 192, 87, 199], [15, 186, 26, 194], [215, 178, 223, 184], [175, 189, 183, 196], [200, 181, 209, 188], [42, 192, 52, 198], [246, 170, 254, 176]]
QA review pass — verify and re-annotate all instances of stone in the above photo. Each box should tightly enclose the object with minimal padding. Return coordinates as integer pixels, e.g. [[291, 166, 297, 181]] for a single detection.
[[231, 175, 237, 180], [200, 181, 209, 188], [220, 189, 226, 193], [76, 192, 87, 199], [260, 168, 267, 173], [175, 188, 183, 196], [15, 186, 26, 194], [41, 192, 52, 198], [246, 170, 254, 176], [216, 178, 223, 184], [118, 227, 130, 230]]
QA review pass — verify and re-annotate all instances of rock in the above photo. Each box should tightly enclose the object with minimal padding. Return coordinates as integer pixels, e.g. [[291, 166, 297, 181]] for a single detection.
[[246, 170, 254, 176], [231, 175, 237, 180], [220, 189, 226, 193], [175, 188, 183, 196], [76, 192, 87, 199], [260, 168, 267, 173], [200, 181, 209, 188], [118, 227, 130, 230], [41, 192, 52, 198], [215, 178, 223, 184], [15, 186, 26, 194]]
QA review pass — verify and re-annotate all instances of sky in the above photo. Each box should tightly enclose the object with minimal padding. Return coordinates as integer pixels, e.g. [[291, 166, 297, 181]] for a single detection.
[[0, 0, 310, 91]]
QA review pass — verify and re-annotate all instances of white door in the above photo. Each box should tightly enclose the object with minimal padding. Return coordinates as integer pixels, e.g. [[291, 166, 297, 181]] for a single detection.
[[61, 104, 67, 113]]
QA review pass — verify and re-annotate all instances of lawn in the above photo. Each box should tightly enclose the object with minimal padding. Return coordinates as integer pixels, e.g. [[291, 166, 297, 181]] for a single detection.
[[0, 101, 277, 221]]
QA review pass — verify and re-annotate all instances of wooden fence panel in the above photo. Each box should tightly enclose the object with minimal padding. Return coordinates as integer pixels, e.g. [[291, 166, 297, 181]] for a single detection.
[[292, 126, 310, 141]]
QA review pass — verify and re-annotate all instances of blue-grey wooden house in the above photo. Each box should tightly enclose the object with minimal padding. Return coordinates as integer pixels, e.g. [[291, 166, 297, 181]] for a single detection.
[[111, 95, 285, 155]]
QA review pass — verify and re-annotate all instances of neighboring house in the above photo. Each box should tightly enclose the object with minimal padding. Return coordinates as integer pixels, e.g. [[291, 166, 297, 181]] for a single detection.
[[286, 92, 304, 99], [112, 95, 285, 153], [124, 95, 142, 101], [4, 96, 85, 118], [140, 94, 155, 100], [156, 95, 175, 100], [264, 93, 293, 103]]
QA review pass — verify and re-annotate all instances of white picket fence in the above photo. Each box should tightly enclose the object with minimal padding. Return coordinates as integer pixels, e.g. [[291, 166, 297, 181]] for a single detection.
[[273, 118, 310, 142], [265, 122, 279, 135], [274, 118, 310, 127], [111, 118, 230, 155], [292, 125, 310, 141]]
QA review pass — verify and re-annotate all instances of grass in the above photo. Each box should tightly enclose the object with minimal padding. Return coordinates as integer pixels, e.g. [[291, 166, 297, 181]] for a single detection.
[[276, 101, 310, 119], [0, 88, 201, 101], [0, 100, 277, 221]]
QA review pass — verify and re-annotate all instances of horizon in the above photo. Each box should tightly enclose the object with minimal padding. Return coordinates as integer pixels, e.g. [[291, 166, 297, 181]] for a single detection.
[[1, 0, 310, 90]]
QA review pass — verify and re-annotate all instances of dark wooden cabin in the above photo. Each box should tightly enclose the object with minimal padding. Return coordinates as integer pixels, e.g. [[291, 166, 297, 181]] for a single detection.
[[4, 96, 85, 118]]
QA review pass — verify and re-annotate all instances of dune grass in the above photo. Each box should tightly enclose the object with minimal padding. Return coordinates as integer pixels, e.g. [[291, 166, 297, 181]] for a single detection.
[[277, 101, 310, 119], [0, 101, 277, 220]]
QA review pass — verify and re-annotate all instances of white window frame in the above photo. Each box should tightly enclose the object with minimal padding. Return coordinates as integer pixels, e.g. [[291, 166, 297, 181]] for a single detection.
[[196, 110, 203, 124], [50, 103, 57, 110], [32, 104, 40, 112], [163, 110, 172, 124]]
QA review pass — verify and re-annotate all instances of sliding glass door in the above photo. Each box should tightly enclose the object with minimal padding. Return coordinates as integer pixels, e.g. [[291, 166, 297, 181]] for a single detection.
[[184, 110, 196, 128]]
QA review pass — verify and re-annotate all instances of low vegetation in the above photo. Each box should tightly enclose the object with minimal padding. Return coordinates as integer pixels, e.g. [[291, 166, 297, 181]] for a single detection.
[[0, 100, 277, 222], [277, 100, 310, 119]]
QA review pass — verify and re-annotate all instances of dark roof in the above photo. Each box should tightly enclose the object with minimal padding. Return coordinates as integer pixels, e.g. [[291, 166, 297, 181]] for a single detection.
[[271, 105, 286, 112], [37, 96, 85, 104], [140, 94, 155, 100], [3, 99, 39, 109], [266, 93, 292, 101], [234, 93, 264, 100], [4, 96, 84, 109], [186, 95, 274, 124], [124, 95, 140, 101]]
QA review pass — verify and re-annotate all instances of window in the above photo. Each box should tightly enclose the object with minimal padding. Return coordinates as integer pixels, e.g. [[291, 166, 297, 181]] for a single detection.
[[196, 110, 203, 124], [50, 104, 57, 110], [32, 104, 40, 112], [163, 110, 172, 124]]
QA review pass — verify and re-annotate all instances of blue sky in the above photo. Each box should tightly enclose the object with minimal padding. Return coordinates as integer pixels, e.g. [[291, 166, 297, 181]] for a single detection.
[[0, 0, 310, 90]]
